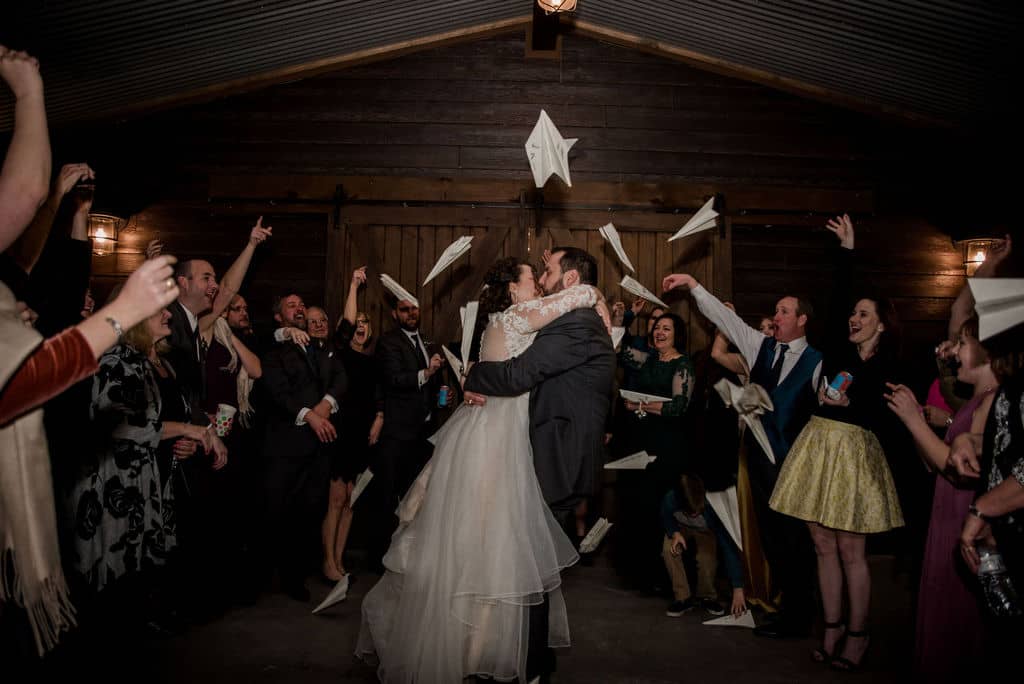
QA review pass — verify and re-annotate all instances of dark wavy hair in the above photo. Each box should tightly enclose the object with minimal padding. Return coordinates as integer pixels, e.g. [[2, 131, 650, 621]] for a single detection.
[[469, 257, 533, 362], [653, 312, 688, 354], [857, 295, 902, 360]]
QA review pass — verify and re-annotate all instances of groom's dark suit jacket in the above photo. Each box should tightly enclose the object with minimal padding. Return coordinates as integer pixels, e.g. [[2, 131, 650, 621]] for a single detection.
[[465, 308, 615, 511]]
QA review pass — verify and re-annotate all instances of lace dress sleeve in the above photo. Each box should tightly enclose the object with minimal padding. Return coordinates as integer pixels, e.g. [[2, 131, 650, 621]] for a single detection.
[[505, 284, 599, 336], [661, 355, 694, 417]]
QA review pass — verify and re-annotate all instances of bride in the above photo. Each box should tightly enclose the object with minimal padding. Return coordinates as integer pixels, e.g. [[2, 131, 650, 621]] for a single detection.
[[356, 256, 607, 683]]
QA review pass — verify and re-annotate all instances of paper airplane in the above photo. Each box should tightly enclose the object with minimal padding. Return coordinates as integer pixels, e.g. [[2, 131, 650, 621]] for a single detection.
[[445, 301, 479, 379], [598, 223, 635, 272], [706, 486, 742, 551], [605, 450, 657, 470], [525, 109, 578, 188], [579, 517, 613, 553], [380, 274, 418, 309], [668, 196, 719, 242], [422, 236, 473, 286], [619, 275, 668, 309], [620, 389, 673, 405], [349, 469, 374, 506], [969, 278, 1024, 341], [702, 610, 755, 628], [312, 574, 350, 615], [611, 326, 626, 350], [714, 378, 776, 465]]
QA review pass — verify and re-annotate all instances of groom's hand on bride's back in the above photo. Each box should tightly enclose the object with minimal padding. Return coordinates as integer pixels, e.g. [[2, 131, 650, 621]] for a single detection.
[[463, 391, 487, 407]]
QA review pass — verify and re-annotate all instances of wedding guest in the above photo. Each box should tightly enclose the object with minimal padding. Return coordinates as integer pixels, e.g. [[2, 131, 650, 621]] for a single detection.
[[886, 315, 996, 680], [768, 215, 904, 671], [322, 267, 381, 581]]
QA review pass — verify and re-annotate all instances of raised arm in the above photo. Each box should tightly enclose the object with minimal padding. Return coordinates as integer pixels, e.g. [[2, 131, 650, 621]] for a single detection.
[[507, 284, 601, 335], [662, 273, 765, 369], [947, 235, 1011, 341], [0, 48, 50, 252], [465, 312, 606, 397], [229, 327, 262, 378], [7, 163, 94, 274], [199, 217, 272, 334], [343, 266, 366, 327]]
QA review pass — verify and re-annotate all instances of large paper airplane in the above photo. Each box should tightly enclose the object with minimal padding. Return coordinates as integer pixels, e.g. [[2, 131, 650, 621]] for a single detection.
[[598, 223, 635, 272], [525, 110, 578, 188], [620, 275, 668, 309], [380, 274, 418, 309], [423, 236, 473, 286], [969, 278, 1024, 341], [620, 389, 673, 405], [578, 517, 613, 553], [669, 196, 719, 242], [312, 574, 350, 615], [703, 610, 755, 628], [349, 469, 374, 506], [443, 301, 479, 379], [604, 450, 657, 470], [714, 378, 776, 465]]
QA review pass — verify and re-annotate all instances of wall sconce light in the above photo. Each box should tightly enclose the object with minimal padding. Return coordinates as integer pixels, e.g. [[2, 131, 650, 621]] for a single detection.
[[537, 0, 578, 14], [87, 213, 123, 257], [960, 238, 996, 276]]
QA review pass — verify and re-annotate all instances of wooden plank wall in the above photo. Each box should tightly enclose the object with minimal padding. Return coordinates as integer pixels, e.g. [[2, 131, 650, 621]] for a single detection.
[[60, 31, 962, 376]]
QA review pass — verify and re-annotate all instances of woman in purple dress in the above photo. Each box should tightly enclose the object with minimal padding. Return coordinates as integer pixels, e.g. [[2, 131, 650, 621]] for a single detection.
[[886, 315, 998, 680]]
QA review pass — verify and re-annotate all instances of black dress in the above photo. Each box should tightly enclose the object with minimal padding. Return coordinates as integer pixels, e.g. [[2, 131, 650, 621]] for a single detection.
[[333, 320, 379, 483]]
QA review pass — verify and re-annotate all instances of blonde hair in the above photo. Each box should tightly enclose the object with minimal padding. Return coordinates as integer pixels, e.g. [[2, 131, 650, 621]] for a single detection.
[[357, 311, 373, 342]]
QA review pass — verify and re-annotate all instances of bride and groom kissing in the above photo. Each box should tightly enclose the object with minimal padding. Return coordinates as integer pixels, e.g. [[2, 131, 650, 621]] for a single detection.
[[356, 246, 617, 683]]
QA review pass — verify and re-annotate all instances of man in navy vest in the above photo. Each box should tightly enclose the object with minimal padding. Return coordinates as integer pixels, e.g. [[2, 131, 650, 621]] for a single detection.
[[663, 272, 821, 638]]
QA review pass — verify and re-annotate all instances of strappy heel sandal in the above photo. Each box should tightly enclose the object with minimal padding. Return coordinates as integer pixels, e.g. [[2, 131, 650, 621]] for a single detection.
[[811, 621, 845, 663], [831, 629, 870, 672]]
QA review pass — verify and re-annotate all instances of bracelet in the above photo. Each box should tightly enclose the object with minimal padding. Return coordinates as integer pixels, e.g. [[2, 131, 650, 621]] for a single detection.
[[105, 316, 124, 340], [968, 504, 989, 522]]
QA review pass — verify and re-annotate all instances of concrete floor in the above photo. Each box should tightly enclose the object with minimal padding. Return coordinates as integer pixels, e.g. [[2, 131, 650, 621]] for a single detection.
[[127, 553, 914, 683]]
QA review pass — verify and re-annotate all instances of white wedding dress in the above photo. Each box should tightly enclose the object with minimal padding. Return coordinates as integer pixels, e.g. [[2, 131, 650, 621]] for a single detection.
[[356, 284, 599, 683]]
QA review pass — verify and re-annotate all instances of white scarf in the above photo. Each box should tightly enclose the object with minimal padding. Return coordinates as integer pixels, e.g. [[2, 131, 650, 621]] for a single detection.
[[0, 283, 75, 654]]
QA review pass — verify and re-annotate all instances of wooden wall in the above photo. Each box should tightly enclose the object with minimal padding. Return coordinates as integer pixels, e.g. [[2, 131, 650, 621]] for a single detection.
[[60, 31, 962, 375]]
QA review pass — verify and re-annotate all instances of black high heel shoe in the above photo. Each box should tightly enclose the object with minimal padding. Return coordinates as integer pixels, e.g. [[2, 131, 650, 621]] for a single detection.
[[811, 621, 845, 663], [831, 629, 870, 672]]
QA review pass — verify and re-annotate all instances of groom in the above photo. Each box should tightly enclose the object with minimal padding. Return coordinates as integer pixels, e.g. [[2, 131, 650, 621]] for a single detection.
[[464, 246, 616, 682]]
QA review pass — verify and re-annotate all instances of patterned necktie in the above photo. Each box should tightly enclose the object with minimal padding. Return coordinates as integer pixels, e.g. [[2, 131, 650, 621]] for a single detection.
[[765, 344, 789, 392]]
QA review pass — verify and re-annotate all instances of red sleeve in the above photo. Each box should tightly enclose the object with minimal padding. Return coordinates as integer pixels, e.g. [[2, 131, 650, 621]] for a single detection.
[[0, 327, 98, 425]]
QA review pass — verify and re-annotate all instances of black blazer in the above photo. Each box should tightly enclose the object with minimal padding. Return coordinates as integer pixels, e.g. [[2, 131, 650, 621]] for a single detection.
[[165, 299, 206, 419], [375, 328, 439, 441], [260, 340, 348, 459], [465, 308, 616, 509]]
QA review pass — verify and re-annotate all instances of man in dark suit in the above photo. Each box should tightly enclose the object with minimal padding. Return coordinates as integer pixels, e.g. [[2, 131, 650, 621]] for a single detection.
[[464, 246, 616, 682], [161, 221, 269, 616], [261, 292, 347, 601], [368, 296, 444, 572]]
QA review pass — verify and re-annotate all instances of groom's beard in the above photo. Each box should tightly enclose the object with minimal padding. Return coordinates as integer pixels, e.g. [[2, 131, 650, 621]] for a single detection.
[[544, 278, 564, 295]]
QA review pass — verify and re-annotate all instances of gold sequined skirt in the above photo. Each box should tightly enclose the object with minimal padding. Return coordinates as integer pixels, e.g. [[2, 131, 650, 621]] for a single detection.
[[770, 416, 904, 534]]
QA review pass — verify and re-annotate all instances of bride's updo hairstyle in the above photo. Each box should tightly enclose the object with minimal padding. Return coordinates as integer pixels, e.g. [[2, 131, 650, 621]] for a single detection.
[[479, 256, 527, 316], [469, 256, 533, 363]]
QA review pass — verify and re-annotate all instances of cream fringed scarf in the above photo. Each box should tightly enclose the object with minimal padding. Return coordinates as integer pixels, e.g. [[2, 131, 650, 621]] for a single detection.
[[211, 317, 255, 427], [0, 283, 76, 654]]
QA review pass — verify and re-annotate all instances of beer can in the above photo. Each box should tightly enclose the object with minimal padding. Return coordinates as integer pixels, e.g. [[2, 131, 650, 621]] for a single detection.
[[826, 371, 853, 400], [438, 385, 449, 407]]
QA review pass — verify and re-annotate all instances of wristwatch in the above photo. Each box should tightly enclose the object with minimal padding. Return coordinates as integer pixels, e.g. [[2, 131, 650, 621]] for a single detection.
[[968, 503, 990, 522]]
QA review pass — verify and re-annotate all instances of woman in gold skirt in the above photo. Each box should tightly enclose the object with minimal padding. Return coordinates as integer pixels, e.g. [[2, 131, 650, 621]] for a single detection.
[[769, 216, 904, 671]]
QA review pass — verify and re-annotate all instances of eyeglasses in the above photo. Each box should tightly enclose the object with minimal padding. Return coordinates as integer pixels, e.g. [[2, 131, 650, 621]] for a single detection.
[[356, 318, 370, 324], [397, 306, 418, 313]]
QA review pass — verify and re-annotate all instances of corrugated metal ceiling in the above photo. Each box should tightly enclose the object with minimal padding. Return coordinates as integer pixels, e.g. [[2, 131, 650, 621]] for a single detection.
[[0, 0, 1018, 130]]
